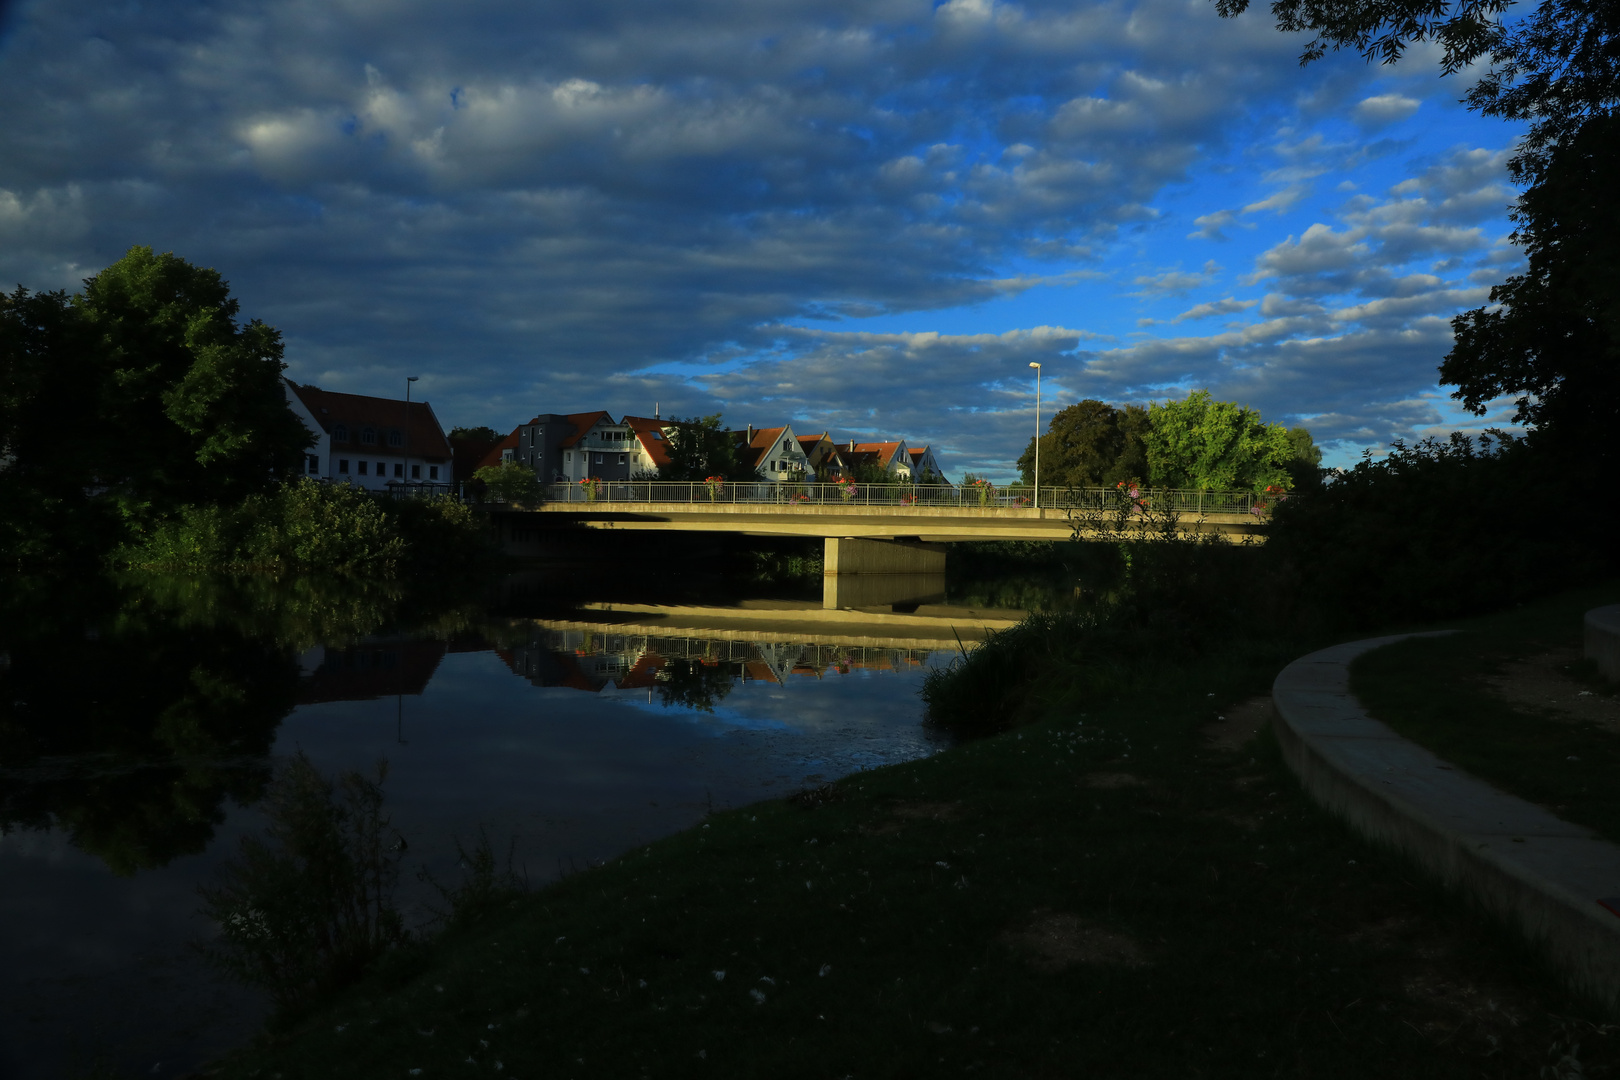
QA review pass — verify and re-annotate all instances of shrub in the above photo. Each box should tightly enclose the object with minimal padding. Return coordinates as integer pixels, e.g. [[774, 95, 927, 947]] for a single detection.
[[473, 461, 544, 506], [197, 753, 407, 1012]]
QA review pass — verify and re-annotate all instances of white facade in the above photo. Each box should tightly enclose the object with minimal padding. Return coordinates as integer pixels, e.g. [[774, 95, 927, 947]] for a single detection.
[[746, 425, 812, 482], [283, 381, 452, 491]]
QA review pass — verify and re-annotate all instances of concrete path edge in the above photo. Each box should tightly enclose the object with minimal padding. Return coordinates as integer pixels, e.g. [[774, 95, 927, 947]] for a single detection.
[[1272, 632, 1620, 1017]]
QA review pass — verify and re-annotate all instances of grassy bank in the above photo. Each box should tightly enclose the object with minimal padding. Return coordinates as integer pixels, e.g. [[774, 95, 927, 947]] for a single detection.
[[213, 637, 1618, 1078], [1351, 582, 1620, 846]]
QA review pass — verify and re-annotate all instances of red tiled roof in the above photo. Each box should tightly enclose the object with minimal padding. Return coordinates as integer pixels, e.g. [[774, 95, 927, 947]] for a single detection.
[[291, 384, 453, 460], [851, 441, 904, 467], [732, 426, 788, 469], [623, 416, 674, 469], [557, 411, 612, 448], [473, 429, 520, 473]]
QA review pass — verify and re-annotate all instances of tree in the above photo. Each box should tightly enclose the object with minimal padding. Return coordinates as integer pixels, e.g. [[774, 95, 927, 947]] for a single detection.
[[473, 461, 544, 506], [0, 287, 108, 561], [73, 247, 312, 527], [1017, 400, 1149, 489], [659, 414, 756, 481], [1144, 390, 1296, 492], [1285, 425, 1325, 489], [447, 426, 499, 442], [1441, 114, 1620, 456]]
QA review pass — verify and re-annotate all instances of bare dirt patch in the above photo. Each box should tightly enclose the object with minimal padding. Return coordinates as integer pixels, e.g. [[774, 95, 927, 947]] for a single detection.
[[1204, 695, 1276, 753], [861, 801, 962, 835], [1082, 772, 1145, 790], [1482, 648, 1620, 733], [999, 911, 1148, 972]]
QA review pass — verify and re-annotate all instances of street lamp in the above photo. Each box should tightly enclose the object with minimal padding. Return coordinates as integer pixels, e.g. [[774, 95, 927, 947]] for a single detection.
[[404, 376, 419, 486], [1029, 362, 1041, 510]]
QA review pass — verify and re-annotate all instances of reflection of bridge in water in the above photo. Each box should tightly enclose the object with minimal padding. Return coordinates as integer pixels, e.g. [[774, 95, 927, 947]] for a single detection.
[[499, 625, 940, 697]]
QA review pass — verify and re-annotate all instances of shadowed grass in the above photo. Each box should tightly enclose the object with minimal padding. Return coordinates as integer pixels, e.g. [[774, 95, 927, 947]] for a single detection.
[[1351, 582, 1620, 846], [209, 626, 1619, 1079]]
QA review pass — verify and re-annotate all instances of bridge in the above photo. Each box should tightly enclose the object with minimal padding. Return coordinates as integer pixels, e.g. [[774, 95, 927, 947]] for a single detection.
[[483, 481, 1268, 586]]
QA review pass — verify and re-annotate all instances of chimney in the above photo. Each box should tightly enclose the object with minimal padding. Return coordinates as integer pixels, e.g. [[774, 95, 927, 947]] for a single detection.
[[849, 438, 855, 452], [655, 401, 659, 420], [747, 424, 753, 443]]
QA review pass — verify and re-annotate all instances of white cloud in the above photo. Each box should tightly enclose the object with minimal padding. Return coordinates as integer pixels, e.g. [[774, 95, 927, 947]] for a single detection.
[[1352, 93, 1421, 130]]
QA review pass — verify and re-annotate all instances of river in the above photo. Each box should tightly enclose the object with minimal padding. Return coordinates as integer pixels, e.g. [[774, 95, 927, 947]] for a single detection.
[[0, 560, 1059, 1078]]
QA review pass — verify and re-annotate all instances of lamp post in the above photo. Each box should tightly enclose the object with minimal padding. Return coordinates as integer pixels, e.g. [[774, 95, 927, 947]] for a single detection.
[[404, 376, 419, 486], [1028, 361, 1042, 510]]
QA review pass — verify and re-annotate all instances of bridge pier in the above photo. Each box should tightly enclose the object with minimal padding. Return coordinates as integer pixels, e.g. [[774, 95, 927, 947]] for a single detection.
[[823, 536, 946, 575], [822, 537, 947, 611]]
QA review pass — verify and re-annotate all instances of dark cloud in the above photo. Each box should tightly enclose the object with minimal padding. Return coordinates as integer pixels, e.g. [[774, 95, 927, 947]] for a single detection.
[[0, 0, 1525, 477]]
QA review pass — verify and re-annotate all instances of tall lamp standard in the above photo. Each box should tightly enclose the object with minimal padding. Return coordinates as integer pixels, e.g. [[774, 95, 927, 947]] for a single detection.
[[404, 376, 419, 486], [1028, 362, 1042, 510]]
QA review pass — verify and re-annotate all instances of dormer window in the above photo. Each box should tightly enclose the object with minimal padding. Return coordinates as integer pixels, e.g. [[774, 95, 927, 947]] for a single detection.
[[387, 429, 403, 448], [361, 427, 377, 446], [333, 424, 349, 442]]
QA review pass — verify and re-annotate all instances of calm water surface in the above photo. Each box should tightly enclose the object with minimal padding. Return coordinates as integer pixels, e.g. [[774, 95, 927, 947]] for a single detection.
[[0, 569, 1035, 1079]]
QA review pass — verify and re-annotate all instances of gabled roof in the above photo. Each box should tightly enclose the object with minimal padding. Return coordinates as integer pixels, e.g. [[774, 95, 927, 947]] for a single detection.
[[289, 383, 453, 459], [474, 428, 521, 473], [622, 415, 674, 469], [556, 411, 615, 447], [733, 426, 790, 469], [851, 441, 906, 467]]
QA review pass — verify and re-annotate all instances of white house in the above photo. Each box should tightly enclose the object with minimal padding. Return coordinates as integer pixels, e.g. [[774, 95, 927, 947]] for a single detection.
[[736, 425, 812, 482], [284, 381, 453, 491]]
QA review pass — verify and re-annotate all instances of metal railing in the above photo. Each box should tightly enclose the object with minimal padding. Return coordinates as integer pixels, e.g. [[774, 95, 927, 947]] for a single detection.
[[529, 481, 1265, 514]]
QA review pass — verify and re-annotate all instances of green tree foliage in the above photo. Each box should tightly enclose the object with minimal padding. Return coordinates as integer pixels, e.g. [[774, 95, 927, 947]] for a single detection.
[[120, 479, 487, 574], [659, 414, 755, 481], [0, 287, 109, 562], [473, 461, 545, 506], [1, 248, 313, 564], [447, 426, 500, 443], [1441, 114, 1620, 459], [1144, 391, 1296, 492], [75, 247, 312, 526], [1017, 400, 1149, 488]]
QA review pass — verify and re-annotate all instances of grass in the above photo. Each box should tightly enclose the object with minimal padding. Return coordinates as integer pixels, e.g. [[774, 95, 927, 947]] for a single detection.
[[211, 628, 1620, 1079], [1351, 581, 1620, 847]]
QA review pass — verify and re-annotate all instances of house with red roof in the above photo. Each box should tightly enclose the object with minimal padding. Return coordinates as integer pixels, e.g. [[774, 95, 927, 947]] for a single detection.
[[284, 380, 453, 490], [907, 445, 944, 482], [733, 424, 812, 482], [840, 438, 911, 479]]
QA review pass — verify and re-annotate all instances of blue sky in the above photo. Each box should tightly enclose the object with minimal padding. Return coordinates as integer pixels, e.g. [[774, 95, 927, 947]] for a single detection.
[[0, 0, 1528, 479]]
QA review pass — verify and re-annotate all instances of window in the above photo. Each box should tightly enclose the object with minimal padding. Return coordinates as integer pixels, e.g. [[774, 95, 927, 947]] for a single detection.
[[306, 454, 319, 473], [565, 452, 571, 462], [782, 439, 790, 452], [338, 459, 350, 474], [388, 429, 403, 447], [361, 427, 376, 445], [333, 424, 349, 442], [394, 463, 404, 478], [595, 454, 603, 464], [618, 454, 626, 465], [429, 466, 439, 480], [411, 464, 421, 479], [358, 461, 368, 475]]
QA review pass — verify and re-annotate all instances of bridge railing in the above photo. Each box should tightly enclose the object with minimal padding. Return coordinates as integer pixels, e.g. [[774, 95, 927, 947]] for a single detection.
[[534, 481, 1263, 514]]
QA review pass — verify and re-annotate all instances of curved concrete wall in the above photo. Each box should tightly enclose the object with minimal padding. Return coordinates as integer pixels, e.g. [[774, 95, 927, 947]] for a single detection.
[[1586, 604, 1620, 683], [1273, 634, 1620, 1017]]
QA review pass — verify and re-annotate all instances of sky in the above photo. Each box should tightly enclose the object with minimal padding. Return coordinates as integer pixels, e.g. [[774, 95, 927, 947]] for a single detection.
[[0, 0, 1529, 479]]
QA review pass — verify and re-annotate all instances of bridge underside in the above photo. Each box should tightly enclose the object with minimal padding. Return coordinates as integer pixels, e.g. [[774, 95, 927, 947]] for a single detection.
[[493, 503, 1260, 544]]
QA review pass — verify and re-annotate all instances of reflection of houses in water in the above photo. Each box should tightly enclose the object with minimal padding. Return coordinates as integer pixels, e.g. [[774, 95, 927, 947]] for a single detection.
[[497, 627, 934, 694], [295, 639, 450, 703]]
